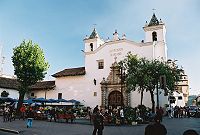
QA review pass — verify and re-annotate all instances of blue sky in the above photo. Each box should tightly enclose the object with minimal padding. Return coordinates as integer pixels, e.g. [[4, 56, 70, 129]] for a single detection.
[[0, 0, 200, 95]]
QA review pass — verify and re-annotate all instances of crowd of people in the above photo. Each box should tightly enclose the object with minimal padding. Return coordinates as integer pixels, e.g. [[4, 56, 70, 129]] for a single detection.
[[2, 104, 78, 127], [91, 105, 199, 135], [1, 103, 199, 135], [2, 104, 35, 128], [145, 105, 199, 135], [2, 105, 16, 122], [166, 105, 197, 118], [89, 105, 125, 125]]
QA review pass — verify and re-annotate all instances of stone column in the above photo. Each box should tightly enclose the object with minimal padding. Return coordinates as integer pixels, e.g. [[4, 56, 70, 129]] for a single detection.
[[101, 86, 107, 107], [105, 87, 108, 107]]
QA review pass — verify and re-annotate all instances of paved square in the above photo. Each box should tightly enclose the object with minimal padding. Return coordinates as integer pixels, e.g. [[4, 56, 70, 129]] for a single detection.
[[0, 117, 200, 135]]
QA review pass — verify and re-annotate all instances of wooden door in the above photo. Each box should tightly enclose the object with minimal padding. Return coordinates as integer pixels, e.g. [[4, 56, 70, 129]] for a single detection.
[[108, 91, 123, 107]]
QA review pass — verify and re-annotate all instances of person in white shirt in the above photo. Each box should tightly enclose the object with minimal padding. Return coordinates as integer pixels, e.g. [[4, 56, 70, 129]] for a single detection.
[[120, 108, 124, 124]]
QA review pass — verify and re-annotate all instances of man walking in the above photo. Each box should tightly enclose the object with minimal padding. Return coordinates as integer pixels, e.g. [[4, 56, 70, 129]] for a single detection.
[[92, 110, 104, 135], [145, 115, 167, 135]]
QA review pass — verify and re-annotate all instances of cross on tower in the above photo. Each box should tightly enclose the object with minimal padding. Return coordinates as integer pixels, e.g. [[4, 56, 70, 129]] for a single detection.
[[93, 24, 97, 28], [152, 8, 156, 13], [114, 56, 117, 62]]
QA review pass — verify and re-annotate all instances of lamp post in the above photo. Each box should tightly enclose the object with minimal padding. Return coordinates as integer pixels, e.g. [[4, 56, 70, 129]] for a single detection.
[[119, 66, 126, 107]]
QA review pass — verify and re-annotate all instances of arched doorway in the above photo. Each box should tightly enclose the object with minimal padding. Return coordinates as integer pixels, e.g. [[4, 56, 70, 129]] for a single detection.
[[108, 91, 123, 107]]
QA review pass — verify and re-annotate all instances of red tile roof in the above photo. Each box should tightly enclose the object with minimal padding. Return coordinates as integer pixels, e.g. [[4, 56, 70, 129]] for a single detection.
[[52, 67, 86, 77], [0, 77, 55, 90], [0, 77, 19, 89], [31, 81, 55, 90]]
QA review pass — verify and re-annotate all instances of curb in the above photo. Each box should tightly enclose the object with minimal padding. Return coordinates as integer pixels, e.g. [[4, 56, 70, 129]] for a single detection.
[[0, 128, 20, 134]]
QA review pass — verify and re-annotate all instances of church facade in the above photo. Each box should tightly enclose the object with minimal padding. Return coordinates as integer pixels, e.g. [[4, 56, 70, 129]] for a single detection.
[[34, 14, 169, 108]]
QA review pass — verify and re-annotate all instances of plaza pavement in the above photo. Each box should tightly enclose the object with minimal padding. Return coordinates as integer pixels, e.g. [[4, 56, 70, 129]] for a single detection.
[[0, 117, 200, 135]]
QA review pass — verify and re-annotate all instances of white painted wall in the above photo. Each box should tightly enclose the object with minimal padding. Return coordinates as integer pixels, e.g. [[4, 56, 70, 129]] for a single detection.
[[0, 88, 19, 99], [172, 92, 185, 107], [130, 91, 152, 107]]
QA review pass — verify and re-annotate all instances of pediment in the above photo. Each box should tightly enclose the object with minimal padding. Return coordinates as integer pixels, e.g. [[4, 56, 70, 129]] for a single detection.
[[101, 62, 121, 85]]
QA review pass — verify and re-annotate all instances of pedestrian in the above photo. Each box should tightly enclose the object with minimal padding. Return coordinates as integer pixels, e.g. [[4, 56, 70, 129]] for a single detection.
[[26, 107, 34, 128], [156, 107, 162, 122], [98, 110, 104, 135], [167, 106, 172, 118], [120, 107, 124, 125], [145, 122, 154, 135], [153, 115, 167, 135], [9, 106, 14, 122], [20, 104, 26, 120], [183, 129, 199, 135], [92, 109, 104, 135], [4, 105, 10, 122], [144, 115, 167, 135], [93, 105, 99, 114], [88, 107, 92, 123], [3, 106, 8, 122], [49, 108, 56, 122]]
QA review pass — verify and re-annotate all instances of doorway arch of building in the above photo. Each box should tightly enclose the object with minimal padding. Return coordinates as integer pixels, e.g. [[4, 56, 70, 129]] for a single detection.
[[108, 90, 123, 108]]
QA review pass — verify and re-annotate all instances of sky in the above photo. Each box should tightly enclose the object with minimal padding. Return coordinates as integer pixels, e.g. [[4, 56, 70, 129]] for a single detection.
[[0, 0, 200, 95]]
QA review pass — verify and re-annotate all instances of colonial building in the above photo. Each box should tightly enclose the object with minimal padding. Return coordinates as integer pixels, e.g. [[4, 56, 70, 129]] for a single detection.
[[0, 76, 55, 100], [43, 13, 169, 108], [173, 69, 189, 106]]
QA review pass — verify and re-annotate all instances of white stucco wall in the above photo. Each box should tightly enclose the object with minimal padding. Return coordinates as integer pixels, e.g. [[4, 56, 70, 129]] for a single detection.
[[130, 91, 152, 107], [0, 88, 19, 99], [172, 92, 185, 107]]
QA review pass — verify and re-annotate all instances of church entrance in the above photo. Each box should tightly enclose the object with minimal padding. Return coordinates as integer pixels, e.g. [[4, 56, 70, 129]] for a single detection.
[[100, 61, 130, 108], [108, 91, 123, 108]]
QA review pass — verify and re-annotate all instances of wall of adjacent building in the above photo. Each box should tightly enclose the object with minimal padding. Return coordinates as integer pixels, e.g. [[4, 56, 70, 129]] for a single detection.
[[0, 88, 19, 99]]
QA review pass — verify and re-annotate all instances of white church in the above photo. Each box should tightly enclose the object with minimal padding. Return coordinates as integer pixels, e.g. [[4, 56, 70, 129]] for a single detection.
[[1, 13, 189, 108], [41, 13, 169, 108]]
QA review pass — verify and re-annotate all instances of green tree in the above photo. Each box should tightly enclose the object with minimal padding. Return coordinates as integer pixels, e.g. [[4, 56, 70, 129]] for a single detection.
[[12, 40, 49, 112], [121, 53, 150, 105], [145, 59, 161, 112], [121, 53, 180, 112]]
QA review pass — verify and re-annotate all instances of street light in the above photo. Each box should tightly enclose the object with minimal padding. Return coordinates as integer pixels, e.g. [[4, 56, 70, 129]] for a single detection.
[[119, 66, 126, 107]]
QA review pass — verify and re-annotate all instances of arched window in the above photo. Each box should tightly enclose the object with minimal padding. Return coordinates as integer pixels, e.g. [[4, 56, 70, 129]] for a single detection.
[[152, 31, 157, 41], [90, 43, 93, 51]]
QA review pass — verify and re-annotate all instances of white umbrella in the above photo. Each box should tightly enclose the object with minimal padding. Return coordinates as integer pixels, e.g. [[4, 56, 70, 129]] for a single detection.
[[31, 102, 42, 106]]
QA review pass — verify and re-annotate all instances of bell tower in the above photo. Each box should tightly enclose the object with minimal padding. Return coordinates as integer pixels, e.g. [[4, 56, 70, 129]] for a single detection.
[[143, 13, 167, 60], [83, 28, 104, 53], [143, 13, 166, 43]]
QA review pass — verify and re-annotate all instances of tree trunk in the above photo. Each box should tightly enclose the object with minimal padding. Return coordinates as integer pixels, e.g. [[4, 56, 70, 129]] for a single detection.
[[140, 90, 143, 105], [17, 91, 26, 115], [150, 90, 155, 113], [156, 82, 159, 107]]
